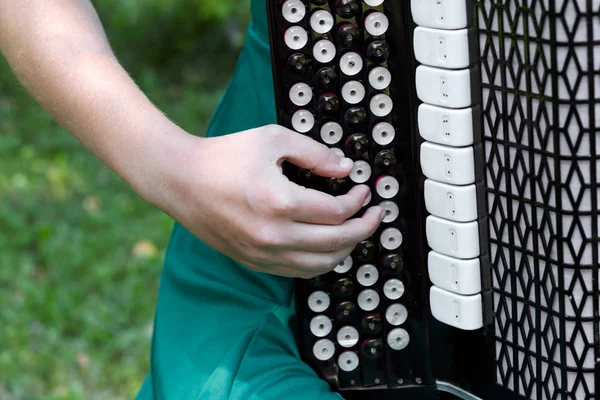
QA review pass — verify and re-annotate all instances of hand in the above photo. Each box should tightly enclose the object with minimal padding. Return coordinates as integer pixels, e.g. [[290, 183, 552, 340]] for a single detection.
[[159, 124, 385, 279]]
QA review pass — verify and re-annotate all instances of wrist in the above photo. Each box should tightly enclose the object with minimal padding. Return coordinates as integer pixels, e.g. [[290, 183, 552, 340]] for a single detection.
[[126, 113, 202, 213]]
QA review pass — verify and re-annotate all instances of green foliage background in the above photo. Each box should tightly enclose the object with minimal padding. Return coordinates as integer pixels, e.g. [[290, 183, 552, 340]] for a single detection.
[[0, 1, 251, 398]]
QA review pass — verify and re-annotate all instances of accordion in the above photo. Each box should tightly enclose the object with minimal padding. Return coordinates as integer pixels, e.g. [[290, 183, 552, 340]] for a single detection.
[[266, 1, 600, 399]]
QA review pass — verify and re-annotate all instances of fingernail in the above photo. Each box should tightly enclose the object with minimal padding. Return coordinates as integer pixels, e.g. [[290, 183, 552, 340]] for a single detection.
[[340, 157, 353, 169], [331, 147, 345, 159], [363, 188, 372, 207], [380, 209, 387, 221]]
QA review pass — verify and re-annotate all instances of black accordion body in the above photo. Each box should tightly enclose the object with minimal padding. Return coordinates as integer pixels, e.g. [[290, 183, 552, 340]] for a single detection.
[[266, 1, 600, 399]]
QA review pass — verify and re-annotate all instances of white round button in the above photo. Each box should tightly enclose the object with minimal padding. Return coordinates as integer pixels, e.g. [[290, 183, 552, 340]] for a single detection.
[[310, 10, 334, 34], [372, 122, 395, 145], [284, 26, 308, 50], [380, 227, 403, 250], [310, 315, 333, 337], [338, 351, 360, 372], [337, 326, 359, 348], [291, 109, 315, 133], [350, 161, 371, 183], [370, 93, 393, 117], [340, 52, 363, 76], [364, 0, 385, 6], [375, 175, 399, 198], [282, 0, 306, 23], [356, 264, 379, 287], [379, 200, 399, 223], [289, 82, 313, 106], [313, 338, 335, 361], [365, 12, 389, 36], [308, 290, 330, 313], [334, 255, 353, 274], [368, 66, 392, 90], [383, 279, 405, 300], [357, 289, 380, 311], [386, 303, 408, 326], [341, 81, 366, 104], [320, 122, 343, 144], [363, 189, 372, 207], [313, 40, 336, 64], [387, 328, 410, 351]]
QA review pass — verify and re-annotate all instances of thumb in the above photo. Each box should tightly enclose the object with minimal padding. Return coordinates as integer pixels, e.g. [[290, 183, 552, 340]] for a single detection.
[[276, 129, 353, 178]]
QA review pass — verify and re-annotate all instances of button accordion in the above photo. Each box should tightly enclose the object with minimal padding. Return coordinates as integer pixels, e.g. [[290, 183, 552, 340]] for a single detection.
[[266, 1, 600, 399]]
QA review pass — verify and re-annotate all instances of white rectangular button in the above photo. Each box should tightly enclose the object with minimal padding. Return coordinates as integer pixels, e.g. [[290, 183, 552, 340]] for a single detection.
[[430, 286, 483, 330], [426, 215, 480, 259], [424, 179, 478, 222], [416, 65, 472, 108], [414, 27, 470, 69], [410, 0, 469, 30], [420, 142, 475, 185], [428, 251, 481, 295], [418, 104, 474, 147]]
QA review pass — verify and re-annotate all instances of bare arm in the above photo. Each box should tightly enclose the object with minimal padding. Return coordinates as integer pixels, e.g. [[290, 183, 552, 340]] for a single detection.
[[0, 0, 385, 278], [0, 0, 193, 205]]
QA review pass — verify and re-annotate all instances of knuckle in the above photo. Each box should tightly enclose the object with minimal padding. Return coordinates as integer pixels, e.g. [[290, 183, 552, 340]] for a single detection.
[[269, 192, 295, 215], [252, 186, 295, 215], [328, 233, 351, 251], [331, 204, 350, 223], [266, 124, 287, 143], [253, 224, 282, 248]]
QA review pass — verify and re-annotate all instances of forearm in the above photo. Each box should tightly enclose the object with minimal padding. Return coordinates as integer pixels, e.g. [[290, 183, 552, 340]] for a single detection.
[[0, 0, 196, 206]]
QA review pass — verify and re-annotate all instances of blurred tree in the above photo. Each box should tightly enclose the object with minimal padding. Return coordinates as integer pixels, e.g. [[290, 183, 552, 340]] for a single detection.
[[92, 0, 251, 83]]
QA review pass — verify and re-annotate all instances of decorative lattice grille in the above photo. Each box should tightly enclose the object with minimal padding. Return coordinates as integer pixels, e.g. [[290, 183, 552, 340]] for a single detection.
[[476, 0, 600, 399]]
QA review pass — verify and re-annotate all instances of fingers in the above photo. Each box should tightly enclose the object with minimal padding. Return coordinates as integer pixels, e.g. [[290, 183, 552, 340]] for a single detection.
[[279, 205, 385, 252], [276, 247, 354, 278], [242, 206, 385, 278], [286, 184, 372, 225], [275, 129, 354, 178]]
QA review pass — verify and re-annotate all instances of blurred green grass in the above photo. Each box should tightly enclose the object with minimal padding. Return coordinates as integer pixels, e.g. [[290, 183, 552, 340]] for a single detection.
[[0, 1, 250, 398]]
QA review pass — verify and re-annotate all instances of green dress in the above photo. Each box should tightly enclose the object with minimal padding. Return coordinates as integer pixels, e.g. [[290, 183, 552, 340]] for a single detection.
[[135, 2, 344, 399]]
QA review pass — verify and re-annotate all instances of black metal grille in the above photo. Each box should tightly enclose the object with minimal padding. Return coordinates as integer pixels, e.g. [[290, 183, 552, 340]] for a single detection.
[[475, 1, 600, 399]]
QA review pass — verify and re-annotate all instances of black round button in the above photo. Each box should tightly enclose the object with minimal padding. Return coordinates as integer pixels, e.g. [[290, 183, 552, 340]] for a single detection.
[[337, 23, 361, 50], [316, 67, 339, 91], [375, 149, 397, 169], [344, 107, 368, 128], [295, 167, 317, 187], [362, 338, 385, 360], [317, 93, 340, 115], [345, 133, 369, 158], [297, 167, 315, 180], [361, 314, 383, 336], [353, 240, 376, 262], [335, 0, 360, 18], [367, 40, 390, 63], [382, 253, 403, 273], [326, 177, 348, 193], [309, 275, 328, 289], [333, 277, 355, 298], [287, 53, 310, 75], [336, 301, 358, 324]]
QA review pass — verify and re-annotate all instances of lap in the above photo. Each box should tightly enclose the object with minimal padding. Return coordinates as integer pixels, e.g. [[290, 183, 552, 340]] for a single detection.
[[136, 223, 342, 400]]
